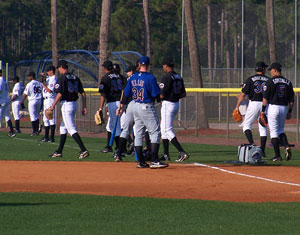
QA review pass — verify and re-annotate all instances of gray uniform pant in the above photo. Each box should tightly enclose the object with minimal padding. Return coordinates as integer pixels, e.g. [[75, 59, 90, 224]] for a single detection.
[[133, 102, 161, 146], [120, 100, 135, 139]]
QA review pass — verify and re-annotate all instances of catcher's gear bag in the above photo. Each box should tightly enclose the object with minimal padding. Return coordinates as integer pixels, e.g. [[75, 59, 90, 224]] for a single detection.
[[259, 112, 268, 127], [95, 110, 105, 125], [238, 144, 263, 163], [45, 109, 53, 120], [232, 109, 242, 123]]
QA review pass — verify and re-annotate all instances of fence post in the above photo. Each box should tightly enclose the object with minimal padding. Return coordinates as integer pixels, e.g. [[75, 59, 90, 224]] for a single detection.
[[89, 91, 92, 132], [226, 92, 229, 139], [297, 92, 299, 142], [218, 93, 221, 122], [195, 93, 198, 137]]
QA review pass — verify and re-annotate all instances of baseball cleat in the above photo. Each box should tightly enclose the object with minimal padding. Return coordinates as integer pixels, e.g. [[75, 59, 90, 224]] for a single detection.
[[48, 138, 55, 143], [272, 156, 282, 162], [102, 146, 113, 153], [40, 137, 49, 142], [8, 132, 16, 137], [78, 150, 89, 159], [49, 151, 62, 158], [31, 132, 39, 136], [160, 154, 170, 161], [285, 147, 292, 161], [113, 153, 122, 162], [150, 161, 169, 169], [175, 152, 189, 162], [136, 162, 150, 168], [15, 130, 21, 134]]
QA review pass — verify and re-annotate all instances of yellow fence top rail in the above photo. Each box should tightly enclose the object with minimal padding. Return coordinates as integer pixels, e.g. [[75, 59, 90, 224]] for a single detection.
[[84, 87, 300, 93]]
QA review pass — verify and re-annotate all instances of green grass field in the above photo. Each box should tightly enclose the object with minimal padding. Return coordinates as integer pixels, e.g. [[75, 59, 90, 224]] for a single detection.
[[1, 131, 300, 234]]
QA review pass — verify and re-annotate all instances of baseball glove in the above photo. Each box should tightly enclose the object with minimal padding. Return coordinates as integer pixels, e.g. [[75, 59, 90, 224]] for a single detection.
[[95, 110, 105, 125], [259, 112, 268, 127], [232, 109, 242, 123], [45, 109, 53, 120]]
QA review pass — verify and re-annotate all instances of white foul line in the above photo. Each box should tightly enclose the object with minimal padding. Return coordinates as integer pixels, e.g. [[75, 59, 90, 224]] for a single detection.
[[193, 162, 300, 187]]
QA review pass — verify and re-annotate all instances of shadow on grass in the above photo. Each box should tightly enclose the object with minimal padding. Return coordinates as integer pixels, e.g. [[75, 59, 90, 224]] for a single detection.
[[0, 202, 65, 207]]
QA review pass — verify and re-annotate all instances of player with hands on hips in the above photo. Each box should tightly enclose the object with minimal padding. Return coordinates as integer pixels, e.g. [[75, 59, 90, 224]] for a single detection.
[[40, 65, 57, 142], [0, 69, 15, 137], [262, 62, 294, 162], [120, 56, 168, 169], [159, 57, 189, 162], [21, 72, 43, 136], [48, 60, 89, 159], [10, 76, 24, 133], [235, 62, 269, 156]]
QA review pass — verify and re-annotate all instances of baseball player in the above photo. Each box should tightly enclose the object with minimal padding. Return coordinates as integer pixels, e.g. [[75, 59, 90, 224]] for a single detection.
[[20, 72, 43, 136], [40, 65, 57, 142], [113, 65, 137, 162], [98, 61, 125, 153], [261, 62, 294, 162], [0, 69, 15, 136], [120, 56, 168, 168], [10, 76, 24, 133], [235, 62, 269, 155], [159, 57, 189, 162], [48, 60, 89, 159]]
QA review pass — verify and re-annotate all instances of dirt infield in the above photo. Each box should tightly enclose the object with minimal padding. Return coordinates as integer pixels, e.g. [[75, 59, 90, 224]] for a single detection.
[[1, 160, 300, 202]]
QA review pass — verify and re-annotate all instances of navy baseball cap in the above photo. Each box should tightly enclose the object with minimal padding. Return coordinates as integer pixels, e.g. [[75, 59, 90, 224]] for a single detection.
[[126, 65, 136, 73], [102, 60, 113, 70], [113, 63, 120, 73], [12, 76, 20, 82], [268, 62, 282, 71], [57, 60, 68, 69], [27, 71, 36, 78], [46, 65, 56, 72], [139, 56, 150, 65], [255, 61, 268, 69], [162, 57, 175, 67]]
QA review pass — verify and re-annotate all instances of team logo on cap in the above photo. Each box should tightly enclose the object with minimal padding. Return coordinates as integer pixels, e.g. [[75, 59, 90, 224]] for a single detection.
[[159, 83, 164, 89]]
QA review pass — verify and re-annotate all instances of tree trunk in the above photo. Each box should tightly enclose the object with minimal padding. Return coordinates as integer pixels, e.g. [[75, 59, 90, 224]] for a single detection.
[[184, 0, 208, 129], [266, 0, 276, 62], [207, 4, 212, 85], [51, 0, 58, 68], [143, 0, 151, 58], [213, 31, 217, 85], [98, 0, 112, 86], [225, 9, 230, 86], [234, 34, 238, 69], [219, 9, 224, 84]]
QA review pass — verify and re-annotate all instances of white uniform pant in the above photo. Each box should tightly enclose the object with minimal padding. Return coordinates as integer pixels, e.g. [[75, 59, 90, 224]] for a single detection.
[[28, 99, 42, 121], [268, 104, 288, 138], [12, 100, 21, 120], [133, 102, 160, 146], [59, 101, 78, 136], [43, 97, 56, 126], [0, 100, 10, 122], [243, 100, 267, 137], [161, 100, 179, 140], [107, 101, 121, 137]]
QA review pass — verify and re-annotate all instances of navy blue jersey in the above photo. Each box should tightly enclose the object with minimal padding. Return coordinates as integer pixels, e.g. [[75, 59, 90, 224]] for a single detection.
[[123, 72, 160, 103], [54, 73, 84, 101], [242, 74, 269, 101], [99, 72, 125, 103], [160, 71, 186, 102], [263, 75, 294, 105]]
